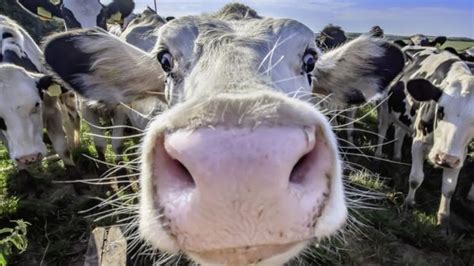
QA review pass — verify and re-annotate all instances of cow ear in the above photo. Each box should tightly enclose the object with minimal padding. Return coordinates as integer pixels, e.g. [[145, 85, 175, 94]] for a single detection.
[[393, 40, 407, 48], [43, 28, 165, 104], [16, 0, 64, 20], [312, 36, 404, 104], [36, 75, 67, 99], [104, 0, 135, 24], [406, 79, 442, 102], [430, 36, 447, 47]]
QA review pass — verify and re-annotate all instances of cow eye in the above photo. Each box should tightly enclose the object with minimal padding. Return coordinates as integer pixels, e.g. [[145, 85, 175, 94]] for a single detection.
[[303, 50, 317, 73], [157, 50, 174, 72], [31, 102, 41, 114]]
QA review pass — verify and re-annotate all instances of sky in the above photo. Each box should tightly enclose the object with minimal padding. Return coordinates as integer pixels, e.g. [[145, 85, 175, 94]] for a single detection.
[[130, 0, 474, 38]]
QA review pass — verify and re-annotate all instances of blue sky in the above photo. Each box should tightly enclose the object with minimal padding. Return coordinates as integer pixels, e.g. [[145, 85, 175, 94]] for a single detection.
[[130, 0, 474, 38]]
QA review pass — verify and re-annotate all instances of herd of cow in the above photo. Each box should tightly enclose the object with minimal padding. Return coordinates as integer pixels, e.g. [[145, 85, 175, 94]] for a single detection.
[[0, 1, 473, 265]]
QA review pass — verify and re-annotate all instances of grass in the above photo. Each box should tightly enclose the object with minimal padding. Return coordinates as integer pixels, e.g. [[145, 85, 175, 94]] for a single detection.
[[441, 41, 474, 51]]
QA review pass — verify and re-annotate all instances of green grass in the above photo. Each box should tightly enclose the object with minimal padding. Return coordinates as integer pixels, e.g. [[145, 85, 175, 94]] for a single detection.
[[441, 41, 474, 51]]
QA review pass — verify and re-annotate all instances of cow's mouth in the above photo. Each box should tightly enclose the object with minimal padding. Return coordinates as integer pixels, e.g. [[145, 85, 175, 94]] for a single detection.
[[188, 242, 305, 265], [141, 124, 343, 263]]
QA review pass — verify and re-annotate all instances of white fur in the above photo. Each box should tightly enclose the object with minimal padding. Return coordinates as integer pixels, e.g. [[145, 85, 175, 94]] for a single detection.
[[62, 0, 102, 29], [0, 65, 46, 163]]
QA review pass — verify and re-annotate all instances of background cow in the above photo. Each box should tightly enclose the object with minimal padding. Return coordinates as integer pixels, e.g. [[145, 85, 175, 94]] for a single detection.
[[0, 15, 74, 167], [377, 46, 474, 230], [394, 34, 447, 48], [16, 0, 135, 29]]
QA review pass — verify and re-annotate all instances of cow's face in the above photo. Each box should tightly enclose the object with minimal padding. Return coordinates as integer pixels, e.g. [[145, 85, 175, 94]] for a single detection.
[[43, 4, 404, 264], [408, 77, 474, 169], [0, 65, 48, 167], [142, 14, 346, 265]]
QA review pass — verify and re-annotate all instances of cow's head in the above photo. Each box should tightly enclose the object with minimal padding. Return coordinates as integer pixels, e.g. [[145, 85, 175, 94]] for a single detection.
[[16, 0, 135, 29], [0, 64, 61, 167], [394, 34, 447, 48], [407, 73, 474, 169], [43, 4, 403, 264], [316, 24, 347, 51]]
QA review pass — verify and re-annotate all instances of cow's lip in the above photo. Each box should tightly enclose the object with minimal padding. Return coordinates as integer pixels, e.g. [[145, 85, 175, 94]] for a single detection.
[[188, 242, 303, 265]]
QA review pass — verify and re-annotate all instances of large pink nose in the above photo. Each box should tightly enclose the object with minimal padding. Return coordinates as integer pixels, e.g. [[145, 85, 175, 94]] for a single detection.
[[15, 153, 43, 165], [434, 152, 461, 168], [153, 126, 333, 256]]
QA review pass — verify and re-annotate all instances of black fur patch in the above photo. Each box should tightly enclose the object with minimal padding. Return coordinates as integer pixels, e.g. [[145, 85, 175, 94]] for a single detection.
[[345, 88, 365, 104], [427, 58, 458, 85], [430, 36, 447, 47], [369, 42, 405, 92], [388, 81, 412, 126], [393, 40, 407, 48], [2, 50, 39, 72], [44, 29, 100, 95], [418, 102, 436, 136], [407, 79, 442, 102], [61, 6, 82, 28], [0, 117, 6, 131], [317, 24, 347, 50], [437, 106, 445, 120], [17, 0, 64, 19]]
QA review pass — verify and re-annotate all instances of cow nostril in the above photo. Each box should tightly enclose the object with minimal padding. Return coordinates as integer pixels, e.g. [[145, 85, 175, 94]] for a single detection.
[[171, 158, 195, 187], [289, 152, 311, 184]]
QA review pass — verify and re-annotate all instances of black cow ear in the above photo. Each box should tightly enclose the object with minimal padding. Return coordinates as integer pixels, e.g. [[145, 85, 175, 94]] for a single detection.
[[105, 0, 135, 21], [16, 0, 64, 20], [36, 75, 67, 99], [430, 36, 447, 47], [393, 40, 407, 48], [407, 79, 442, 102]]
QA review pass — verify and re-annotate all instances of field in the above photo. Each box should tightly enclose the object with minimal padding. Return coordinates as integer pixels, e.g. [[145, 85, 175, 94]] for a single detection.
[[441, 41, 474, 51], [1, 103, 473, 265]]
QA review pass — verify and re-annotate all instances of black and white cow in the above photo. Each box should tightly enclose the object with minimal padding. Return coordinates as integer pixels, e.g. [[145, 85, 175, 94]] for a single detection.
[[315, 25, 386, 144], [394, 34, 447, 48], [42, 4, 404, 264], [17, 0, 135, 30], [377, 46, 474, 228], [0, 15, 73, 167]]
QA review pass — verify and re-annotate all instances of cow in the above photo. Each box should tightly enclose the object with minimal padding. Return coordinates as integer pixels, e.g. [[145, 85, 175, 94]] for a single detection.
[[394, 34, 447, 48], [315, 25, 386, 144], [0, 15, 73, 168], [42, 3, 404, 265], [377, 46, 474, 230], [16, 0, 135, 30]]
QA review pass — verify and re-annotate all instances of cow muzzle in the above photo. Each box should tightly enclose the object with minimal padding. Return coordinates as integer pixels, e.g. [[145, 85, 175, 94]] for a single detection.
[[434, 152, 461, 169], [150, 125, 336, 264], [15, 153, 43, 166]]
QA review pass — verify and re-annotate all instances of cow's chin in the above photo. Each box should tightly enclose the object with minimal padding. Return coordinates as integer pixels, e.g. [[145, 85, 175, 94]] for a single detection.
[[188, 242, 308, 265]]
